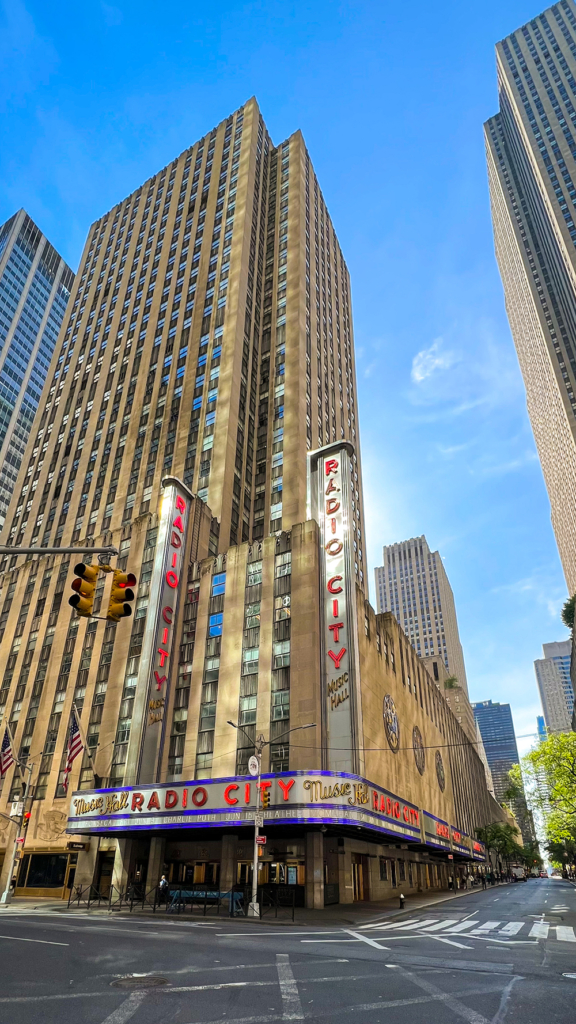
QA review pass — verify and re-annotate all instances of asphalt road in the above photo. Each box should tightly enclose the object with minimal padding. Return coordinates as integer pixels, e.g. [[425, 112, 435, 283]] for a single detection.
[[0, 877, 575, 1024]]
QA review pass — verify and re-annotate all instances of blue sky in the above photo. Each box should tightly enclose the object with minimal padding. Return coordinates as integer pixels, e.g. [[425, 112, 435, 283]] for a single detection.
[[1, 0, 568, 752]]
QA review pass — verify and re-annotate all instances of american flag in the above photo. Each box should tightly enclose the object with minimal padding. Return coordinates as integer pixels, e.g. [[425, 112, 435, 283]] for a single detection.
[[62, 711, 84, 793], [0, 726, 15, 778]]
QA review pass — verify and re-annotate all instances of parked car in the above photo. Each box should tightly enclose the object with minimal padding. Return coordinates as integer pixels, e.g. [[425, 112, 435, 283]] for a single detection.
[[539, 870, 548, 877]]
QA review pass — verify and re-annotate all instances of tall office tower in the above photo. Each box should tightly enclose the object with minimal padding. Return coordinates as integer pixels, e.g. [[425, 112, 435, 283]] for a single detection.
[[375, 536, 469, 692], [0, 210, 73, 532], [1, 99, 365, 572], [535, 639, 574, 732], [485, 0, 576, 594], [472, 700, 520, 803]]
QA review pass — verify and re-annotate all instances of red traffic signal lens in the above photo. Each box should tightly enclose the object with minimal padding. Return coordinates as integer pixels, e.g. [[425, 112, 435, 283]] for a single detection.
[[24, 812, 31, 820], [126, 573, 137, 586], [71, 578, 82, 592]]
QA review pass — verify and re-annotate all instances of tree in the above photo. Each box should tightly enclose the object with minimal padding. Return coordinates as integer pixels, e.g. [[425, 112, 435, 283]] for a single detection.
[[443, 675, 458, 690], [476, 821, 522, 870], [522, 732, 576, 843], [561, 593, 576, 631]]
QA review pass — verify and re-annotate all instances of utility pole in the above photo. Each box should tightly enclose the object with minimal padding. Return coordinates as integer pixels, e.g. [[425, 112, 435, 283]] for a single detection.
[[0, 545, 118, 557], [0, 759, 34, 906], [228, 721, 315, 918]]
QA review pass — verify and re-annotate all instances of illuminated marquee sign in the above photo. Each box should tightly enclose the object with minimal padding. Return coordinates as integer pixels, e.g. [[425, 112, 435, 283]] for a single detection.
[[451, 826, 471, 856], [472, 839, 486, 862], [125, 476, 193, 785], [422, 810, 452, 850], [308, 442, 360, 774], [66, 770, 422, 842]]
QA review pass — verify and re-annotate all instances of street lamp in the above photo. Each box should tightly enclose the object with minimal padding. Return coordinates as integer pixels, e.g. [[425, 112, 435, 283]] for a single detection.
[[227, 721, 315, 918]]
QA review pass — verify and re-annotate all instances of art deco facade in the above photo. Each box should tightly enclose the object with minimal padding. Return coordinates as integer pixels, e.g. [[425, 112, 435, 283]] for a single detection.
[[485, 0, 576, 594], [0, 101, 501, 904], [0, 210, 73, 532]]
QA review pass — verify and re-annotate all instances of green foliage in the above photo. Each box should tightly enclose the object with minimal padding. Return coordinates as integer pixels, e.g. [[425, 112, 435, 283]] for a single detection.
[[502, 764, 524, 804], [522, 732, 576, 844], [561, 594, 576, 631], [475, 821, 522, 862], [519, 840, 543, 869], [443, 675, 458, 690]]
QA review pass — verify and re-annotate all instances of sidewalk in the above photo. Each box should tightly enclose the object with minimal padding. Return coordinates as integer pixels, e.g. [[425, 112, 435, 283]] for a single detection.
[[0, 881, 516, 927]]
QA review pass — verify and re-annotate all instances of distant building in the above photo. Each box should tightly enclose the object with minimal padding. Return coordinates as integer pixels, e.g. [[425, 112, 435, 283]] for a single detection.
[[535, 640, 574, 734], [375, 536, 468, 691], [0, 210, 73, 531], [375, 536, 476, 739], [537, 715, 547, 743], [472, 699, 535, 843]]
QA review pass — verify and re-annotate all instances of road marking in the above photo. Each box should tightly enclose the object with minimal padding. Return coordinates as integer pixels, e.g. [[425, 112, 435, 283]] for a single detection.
[[393, 965, 491, 1024], [100, 992, 147, 1024], [344, 929, 389, 950], [470, 922, 501, 934], [420, 920, 459, 932], [556, 926, 576, 943], [444, 921, 480, 933], [276, 954, 304, 1021], [392, 918, 439, 931], [0, 933, 69, 946], [529, 922, 549, 939], [360, 917, 421, 931], [499, 923, 523, 935]]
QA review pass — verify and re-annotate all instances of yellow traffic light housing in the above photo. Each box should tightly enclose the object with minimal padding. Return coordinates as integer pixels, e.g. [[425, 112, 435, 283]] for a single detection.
[[69, 564, 99, 617], [261, 786, 271, 809], [107, 570, 137, 622]]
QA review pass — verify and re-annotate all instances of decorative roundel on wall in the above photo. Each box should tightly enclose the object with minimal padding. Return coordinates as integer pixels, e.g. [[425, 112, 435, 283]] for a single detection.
[[383, 694, 400, 753], [412, 726, 425, 775], [435, 749, 446, 792]]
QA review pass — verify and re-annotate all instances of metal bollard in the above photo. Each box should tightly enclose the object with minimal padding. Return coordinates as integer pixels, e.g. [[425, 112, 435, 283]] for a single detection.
[[399, 893, 405, 909]]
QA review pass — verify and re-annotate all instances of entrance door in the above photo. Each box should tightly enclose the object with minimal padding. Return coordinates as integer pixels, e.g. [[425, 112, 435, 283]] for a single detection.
[[96, 852, 115, 895], [352, 854, 369, 901]]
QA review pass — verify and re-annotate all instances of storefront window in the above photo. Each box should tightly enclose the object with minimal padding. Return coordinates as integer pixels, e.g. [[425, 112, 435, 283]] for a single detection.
[[18, 853, 68, 888]]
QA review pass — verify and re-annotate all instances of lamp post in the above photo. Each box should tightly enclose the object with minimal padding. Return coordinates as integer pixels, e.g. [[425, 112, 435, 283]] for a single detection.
[[0, 760, 34, 906], [227, 721, 315, 918]]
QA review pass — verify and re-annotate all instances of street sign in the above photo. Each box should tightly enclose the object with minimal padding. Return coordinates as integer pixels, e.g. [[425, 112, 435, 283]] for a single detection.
[[248, 756, 260, 777], [256, 835, 267, 845], [448, 854, 454, 860], [255, 814, 264, 827]]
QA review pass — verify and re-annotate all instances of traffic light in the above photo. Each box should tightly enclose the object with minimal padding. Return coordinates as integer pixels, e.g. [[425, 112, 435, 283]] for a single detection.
[[261, 786, 271, 809], [107, 570, 137, 621], [22, 811, 31, 831], [69, 564, 99, 617]]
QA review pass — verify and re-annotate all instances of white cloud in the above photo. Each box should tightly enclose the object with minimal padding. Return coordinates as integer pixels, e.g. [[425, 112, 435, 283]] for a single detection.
[[411, 338, 458, 383]]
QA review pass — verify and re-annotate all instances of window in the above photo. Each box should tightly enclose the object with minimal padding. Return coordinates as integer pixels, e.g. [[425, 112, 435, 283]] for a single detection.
[[239, 694, 257, 724], [245, 602, 260, 628], [275, 552, 291, 577], [273, 640, 290, 668], [242, 647, 259, 674], [208, 613, 223, 636], [274, 594, 291, 620], [379, 858, 388, 881], [247, 561, 262, 585], [271, 690, 289, 720], [211, 572, 226, 595]]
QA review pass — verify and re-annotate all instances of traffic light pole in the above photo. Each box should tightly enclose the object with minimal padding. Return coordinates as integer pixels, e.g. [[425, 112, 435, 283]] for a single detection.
[[227, 721, 316, 918], [0, 760, 33, 906]]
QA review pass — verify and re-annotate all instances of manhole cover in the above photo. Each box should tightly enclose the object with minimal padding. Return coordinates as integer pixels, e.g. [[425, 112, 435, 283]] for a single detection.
[[112, 976, 169, 989]]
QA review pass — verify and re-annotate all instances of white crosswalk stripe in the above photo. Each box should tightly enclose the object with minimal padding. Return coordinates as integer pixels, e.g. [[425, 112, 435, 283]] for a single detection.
[[365, 916, 575, 943], [528, 922, 549, 939], [499, 922, 523, 935]]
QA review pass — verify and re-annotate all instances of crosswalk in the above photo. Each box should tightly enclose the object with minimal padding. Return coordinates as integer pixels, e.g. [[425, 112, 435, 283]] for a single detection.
[[360, 915, 576, 942]]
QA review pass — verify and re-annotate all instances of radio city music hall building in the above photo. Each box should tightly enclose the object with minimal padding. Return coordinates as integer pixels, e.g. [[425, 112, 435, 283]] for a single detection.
[[0, 100, 504, 904]]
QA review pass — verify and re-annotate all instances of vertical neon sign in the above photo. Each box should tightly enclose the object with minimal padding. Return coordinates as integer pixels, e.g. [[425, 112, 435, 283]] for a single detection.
[[125, 476, 193, 785]]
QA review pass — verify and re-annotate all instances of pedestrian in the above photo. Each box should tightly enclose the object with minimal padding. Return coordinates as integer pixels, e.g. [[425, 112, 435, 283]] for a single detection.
[[481, 874, 487, 890], [159, 874, 169, 903], [448, 875, 454, 891]]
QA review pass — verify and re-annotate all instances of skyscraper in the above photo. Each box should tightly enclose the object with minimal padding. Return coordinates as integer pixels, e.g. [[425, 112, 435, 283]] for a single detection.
[[472, 700, 520, 803], [0, 210, 73, 532], [485, 0, 576, 594], [535, 639, 574, 732], [0, 100, 500, 904], [374, 536, 469, 691]]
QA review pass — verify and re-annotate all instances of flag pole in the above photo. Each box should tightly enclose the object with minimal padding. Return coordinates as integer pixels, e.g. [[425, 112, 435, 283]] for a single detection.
[[71, 702, 98, 784], [0, 746, 33, 907]]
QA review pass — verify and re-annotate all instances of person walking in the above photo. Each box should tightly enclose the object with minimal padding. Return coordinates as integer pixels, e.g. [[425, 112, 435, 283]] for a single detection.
[[481, 874, 487, 890]]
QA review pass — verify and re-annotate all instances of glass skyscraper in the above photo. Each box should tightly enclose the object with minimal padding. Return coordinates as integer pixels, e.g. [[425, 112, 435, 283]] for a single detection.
[[472, 700, 520, 802], [0, 210, 73, 532], [485, 0, 576, 594]]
